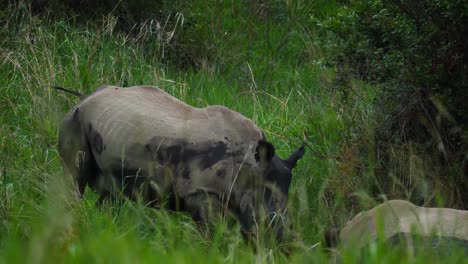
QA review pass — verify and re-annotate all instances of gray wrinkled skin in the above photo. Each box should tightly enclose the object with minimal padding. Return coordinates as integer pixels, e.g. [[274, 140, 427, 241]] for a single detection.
[[338, 200, 468, 249], [57, 85, 304, 242]]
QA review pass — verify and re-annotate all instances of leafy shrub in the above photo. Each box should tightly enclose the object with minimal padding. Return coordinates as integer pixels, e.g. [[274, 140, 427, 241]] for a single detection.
[[315, 0, 468, 208]]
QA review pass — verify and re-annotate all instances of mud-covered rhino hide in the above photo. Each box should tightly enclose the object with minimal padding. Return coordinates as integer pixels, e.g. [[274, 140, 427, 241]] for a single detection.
[[326, 200, 468, 255], [56, 85, 305, 242]]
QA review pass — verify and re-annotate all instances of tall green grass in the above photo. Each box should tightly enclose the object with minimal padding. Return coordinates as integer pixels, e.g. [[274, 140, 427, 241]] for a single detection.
[[0, 2, 465, 263]]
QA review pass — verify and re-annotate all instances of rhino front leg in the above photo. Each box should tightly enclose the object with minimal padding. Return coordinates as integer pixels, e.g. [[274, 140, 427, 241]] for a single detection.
[[238, 191, 259, 243], [184, 191, 223, 236]]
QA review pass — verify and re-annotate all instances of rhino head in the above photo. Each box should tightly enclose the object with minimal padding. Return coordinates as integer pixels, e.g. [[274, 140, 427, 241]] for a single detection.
[[239, 140, 305, 243]]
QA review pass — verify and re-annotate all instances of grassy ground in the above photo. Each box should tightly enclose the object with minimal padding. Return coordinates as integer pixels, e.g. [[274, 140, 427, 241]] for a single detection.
[[0, 3, 466, 263]]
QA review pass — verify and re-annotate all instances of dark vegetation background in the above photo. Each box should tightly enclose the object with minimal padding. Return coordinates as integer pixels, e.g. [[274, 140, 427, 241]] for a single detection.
[[0, 0, 467, 262], [314, 0, 468, 211]]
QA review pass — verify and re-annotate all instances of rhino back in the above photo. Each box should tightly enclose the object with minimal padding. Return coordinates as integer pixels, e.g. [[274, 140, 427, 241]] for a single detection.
[[340, 200, 468, 248], [77, 86, 262, 150], [72, 86, 264, 197]]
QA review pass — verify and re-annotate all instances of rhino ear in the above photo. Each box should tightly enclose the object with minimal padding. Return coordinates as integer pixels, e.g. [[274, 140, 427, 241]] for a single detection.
[[284, 143, 305, 169], [255, 140, 275, 165]]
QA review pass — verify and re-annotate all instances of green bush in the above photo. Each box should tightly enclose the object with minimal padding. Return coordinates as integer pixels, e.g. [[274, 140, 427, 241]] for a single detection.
[[315, 0, 468, 208]]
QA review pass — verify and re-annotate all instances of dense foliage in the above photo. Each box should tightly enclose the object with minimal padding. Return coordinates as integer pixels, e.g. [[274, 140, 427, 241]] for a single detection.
[[314, 0, 468, 209]]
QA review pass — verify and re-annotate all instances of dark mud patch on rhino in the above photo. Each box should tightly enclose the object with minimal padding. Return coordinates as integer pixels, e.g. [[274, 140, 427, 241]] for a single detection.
[[110, 164, 154, 200], [109, 161, 180, 208], [144, 137, 228, 170], [87, 123, 104, 155], [216, 169, 226, 179], [385, 232, 468, 255]]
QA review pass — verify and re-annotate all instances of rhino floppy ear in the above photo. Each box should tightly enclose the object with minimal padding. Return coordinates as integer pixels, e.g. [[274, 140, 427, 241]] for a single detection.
[[255, 140, 275, 165], [284, 143, 305, 169]]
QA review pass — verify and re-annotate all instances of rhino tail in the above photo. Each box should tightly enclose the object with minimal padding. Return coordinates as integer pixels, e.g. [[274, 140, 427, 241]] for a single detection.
[[52, 86, 85, 99]]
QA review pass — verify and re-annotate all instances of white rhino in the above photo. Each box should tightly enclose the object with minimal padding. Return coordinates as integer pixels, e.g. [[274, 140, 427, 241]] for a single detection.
[[55, 85, 305, 242], [327, 200, 468, 253]]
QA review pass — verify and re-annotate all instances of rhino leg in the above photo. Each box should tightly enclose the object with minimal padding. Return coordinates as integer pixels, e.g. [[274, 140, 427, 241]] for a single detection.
[[58, 108, 98, 198], [184, 192, 223, 235], [238, 192, 258, 242]]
